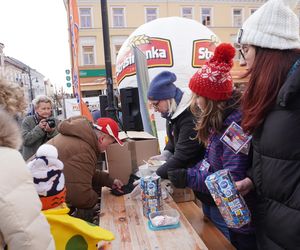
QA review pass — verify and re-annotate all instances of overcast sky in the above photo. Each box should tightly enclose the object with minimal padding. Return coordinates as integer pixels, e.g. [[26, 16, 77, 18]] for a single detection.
[[0, 0, 71, 92]]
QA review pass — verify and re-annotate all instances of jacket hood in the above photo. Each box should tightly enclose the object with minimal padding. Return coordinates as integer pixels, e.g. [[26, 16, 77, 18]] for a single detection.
[[58, 116, 98, 151], [0, 109, 22, 149], [277, 63, 300, 108], [171, 91, 192, 119]]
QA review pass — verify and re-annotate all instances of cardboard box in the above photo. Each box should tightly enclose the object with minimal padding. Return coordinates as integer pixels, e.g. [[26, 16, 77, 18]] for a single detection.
[[170, 186, 195, 203], [105, 131, 159, 184]]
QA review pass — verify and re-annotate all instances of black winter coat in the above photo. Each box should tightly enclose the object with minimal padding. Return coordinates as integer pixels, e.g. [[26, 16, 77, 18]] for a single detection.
[[156, 108, 205, 179], [250, 66, 300, 250]]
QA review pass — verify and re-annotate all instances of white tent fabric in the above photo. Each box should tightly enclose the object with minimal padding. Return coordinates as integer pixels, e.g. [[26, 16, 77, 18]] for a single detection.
[[116, 17, 219, 90]]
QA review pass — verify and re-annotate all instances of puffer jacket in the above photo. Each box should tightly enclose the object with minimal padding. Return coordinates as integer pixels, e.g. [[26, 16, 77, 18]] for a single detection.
[[47, 116, 114, 209], [157, 91, 205, 179], [250, 64, 300, 249], [0, 110, 54, 250]]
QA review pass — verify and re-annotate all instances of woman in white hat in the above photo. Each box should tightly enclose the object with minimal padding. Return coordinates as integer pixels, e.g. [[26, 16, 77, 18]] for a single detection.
[[236, 0, 300, 249]]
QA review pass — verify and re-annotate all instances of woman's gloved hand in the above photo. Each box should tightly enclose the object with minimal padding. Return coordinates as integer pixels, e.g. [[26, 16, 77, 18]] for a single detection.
[[149, 150, 172, 161], [168, 169, 187, 189]]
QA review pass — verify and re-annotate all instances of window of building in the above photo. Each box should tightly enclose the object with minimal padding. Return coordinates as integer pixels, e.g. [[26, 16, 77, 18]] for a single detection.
[[201, 7, 212, 26], [112, 7, 125, 27], [111, 36, 128, 64], [250, 8, 257, 15], [114, 44, 122, 57], [79, 8, 92, 28], [145, 7, 158, 22], [82, 46, 95, 65], [80, 36, 97, 66], [233, 9, 243, 27], [181, 7, 193, 19]]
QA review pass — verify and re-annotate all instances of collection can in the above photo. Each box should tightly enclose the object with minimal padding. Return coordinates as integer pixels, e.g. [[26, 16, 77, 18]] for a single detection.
[[140, 174, 162, 217], [205, 169, 251, 228]]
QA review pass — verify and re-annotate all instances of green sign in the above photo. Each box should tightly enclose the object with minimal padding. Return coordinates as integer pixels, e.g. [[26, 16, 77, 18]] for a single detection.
[[79, 69, 106, 78], [66, 76, 71, 81], [65, 69, 71, 75], [66, 82, 72, 88]]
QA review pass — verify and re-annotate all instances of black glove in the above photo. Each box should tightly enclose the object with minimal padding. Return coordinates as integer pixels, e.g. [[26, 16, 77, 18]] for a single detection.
[[168, 169, 187, 188], [111, 174, 140, 196]]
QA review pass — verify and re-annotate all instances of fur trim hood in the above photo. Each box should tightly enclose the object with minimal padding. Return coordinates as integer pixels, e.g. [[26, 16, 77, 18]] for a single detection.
[[0, 109, 22, 150]]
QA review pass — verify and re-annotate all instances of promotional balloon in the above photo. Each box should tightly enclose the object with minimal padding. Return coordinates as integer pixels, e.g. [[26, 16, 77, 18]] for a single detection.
[[116, 17, 219, 90]]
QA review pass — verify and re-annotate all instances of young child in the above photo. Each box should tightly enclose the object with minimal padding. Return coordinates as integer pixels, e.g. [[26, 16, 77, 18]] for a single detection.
[[27, 144, 66, 210], [27, 144, 114, 250], [168, 43, 257, 250]]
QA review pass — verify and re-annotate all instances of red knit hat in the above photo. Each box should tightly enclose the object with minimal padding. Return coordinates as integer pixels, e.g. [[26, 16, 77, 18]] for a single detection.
[[189, 43, 235, 101]]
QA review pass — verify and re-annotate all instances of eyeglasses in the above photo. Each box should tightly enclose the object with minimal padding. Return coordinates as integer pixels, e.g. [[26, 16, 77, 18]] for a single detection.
[[235, 43, 250, 61], [149, 100, 161, 109]]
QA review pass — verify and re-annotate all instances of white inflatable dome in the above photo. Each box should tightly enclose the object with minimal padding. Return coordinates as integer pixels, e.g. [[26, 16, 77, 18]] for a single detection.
[[116, 16, 220, 90]]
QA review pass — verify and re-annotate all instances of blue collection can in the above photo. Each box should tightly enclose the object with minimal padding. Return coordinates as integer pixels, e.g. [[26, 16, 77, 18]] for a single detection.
[[205, 169, 251, 228], [140, 174, 162, 217]]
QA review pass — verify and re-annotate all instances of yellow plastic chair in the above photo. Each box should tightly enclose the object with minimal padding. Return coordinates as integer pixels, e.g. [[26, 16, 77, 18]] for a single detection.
[[43, 204, 114, 250]]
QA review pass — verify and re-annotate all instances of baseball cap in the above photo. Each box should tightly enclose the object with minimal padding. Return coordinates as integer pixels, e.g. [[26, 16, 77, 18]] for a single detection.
[[93, 117, 123, 146]]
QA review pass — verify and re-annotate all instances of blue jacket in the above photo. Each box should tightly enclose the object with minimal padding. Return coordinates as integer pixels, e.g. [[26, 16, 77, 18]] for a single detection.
[[187, 109, 249, 192]]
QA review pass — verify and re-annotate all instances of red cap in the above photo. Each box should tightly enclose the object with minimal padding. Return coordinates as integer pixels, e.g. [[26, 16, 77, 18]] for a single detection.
[[94, 118, 123, 146]]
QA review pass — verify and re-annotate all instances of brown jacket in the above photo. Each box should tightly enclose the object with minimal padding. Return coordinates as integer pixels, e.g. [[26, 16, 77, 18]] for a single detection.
[[48, 116, 114, 209]]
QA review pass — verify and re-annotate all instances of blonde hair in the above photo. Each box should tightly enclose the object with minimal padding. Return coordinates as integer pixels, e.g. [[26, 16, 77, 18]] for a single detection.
[[167, 98, 177, 115], [32, 95, 53, 108], [190, 91, 241, 146], [0, 78, 27, 116], [0, 110, 22, 149]]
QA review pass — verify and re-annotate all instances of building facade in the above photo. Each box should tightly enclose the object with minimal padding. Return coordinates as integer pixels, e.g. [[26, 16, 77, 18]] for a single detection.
[[74, 0, 298, 94], [0, 43, 54, 105]]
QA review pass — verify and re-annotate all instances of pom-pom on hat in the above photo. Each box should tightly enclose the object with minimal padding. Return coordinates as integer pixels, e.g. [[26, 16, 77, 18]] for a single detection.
[[36, 144, 58, 159], [94, 117, 123, 146], [237, 0, 300, 49], [189, 43, 235, 101]]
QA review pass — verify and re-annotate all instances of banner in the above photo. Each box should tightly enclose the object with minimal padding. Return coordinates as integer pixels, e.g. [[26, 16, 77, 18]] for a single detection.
[[68, 0, 93, 121], [64, 97, 100, 118], [133, 47, 157, 137], [116, 17, 219, 90]]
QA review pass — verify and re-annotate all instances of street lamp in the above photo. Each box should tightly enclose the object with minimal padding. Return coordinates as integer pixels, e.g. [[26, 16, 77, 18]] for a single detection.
[[23, 66, 37, 102], [100, 0, 118, 121]]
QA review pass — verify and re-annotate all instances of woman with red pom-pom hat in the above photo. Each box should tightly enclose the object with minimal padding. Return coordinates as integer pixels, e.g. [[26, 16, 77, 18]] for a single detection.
[[168, 43, 257, 250]]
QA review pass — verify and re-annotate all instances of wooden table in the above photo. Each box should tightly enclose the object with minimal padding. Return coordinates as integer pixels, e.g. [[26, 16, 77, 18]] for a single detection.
[[99, 187, 208, 250]]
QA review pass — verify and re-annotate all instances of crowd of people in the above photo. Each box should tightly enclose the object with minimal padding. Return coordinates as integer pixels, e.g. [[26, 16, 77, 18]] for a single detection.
[[0, 0, 299, 249]]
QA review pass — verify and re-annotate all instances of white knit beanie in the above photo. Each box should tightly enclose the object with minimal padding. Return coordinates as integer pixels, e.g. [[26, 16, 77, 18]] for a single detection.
[[237, 0, 300, 49]]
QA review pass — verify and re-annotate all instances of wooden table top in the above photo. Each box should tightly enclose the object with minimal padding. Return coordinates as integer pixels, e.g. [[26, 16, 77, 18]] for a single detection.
[[99, 187, 208, 250]]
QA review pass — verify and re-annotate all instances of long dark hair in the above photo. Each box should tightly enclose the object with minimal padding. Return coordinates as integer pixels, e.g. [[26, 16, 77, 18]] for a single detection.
[[241, 47, 300, 134]]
